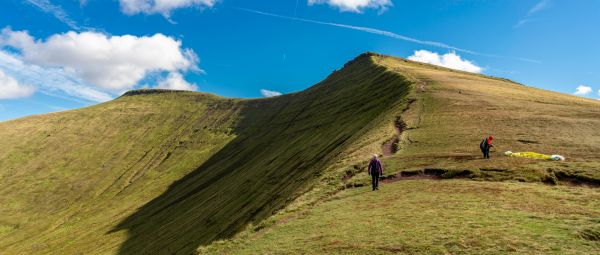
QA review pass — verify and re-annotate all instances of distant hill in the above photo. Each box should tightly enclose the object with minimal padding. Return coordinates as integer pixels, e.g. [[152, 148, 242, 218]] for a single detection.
[[0, 53, 598, 254]]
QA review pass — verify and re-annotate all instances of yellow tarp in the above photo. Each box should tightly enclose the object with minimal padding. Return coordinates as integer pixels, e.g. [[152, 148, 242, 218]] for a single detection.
[[507, 151, 552, 160], [504, 151, 565, 161]]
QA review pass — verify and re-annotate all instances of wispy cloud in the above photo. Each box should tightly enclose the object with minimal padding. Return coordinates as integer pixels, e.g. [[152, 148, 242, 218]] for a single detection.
[[0, 50, 113, 103], [516, 0, 551, 28], [514, 19, 531, 28], [239, 8, 478, 55], [24, 0, 81, 30], [514, 57, 541, 64], [238, 8, 539, 63], [528, 0, 550, 15], [260, 89, 282, 97], [119, 0, 217, 18]]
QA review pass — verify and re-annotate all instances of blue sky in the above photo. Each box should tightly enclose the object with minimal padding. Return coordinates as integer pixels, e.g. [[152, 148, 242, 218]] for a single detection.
[[1, 0, 599, 121]]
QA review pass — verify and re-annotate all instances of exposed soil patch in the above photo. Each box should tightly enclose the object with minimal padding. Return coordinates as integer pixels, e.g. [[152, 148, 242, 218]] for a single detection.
[[480, 168, 508, 172], [554, 171, 600, 188], [424, 168, 446, 176], [379, 168, 475, 184], [354, 164, 599, 189], [378, 245, 407, 253], [517, 139, 539, 144], [342, 164, 365, 182], [382, 116, 407, 156], [383, 173, 441, 182], [382, 136, 400, 156], [341, 169, 354, 182], [417, 155, 481, 162]]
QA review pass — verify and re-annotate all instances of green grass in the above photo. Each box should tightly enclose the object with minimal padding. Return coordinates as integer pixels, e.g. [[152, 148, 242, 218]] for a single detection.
[[0, 54, 411, 254], [0, 92, 240, 254], [349, 54, 600, 188], [0, 53, 599, 254], [202, 180, 600, 254]]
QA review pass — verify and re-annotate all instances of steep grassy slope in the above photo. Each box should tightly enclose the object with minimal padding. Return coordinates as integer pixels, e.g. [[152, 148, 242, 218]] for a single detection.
[[0, 54, 412, 254], [0, 92, 241, 254], [110, 58, 411, 254], [199, 55, 600, 254], [1, 53, 599, 254]]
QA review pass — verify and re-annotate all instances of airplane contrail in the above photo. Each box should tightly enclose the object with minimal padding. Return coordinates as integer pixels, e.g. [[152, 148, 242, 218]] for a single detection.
[[237, 7, 540, 63], [294, 0, 300, 18]]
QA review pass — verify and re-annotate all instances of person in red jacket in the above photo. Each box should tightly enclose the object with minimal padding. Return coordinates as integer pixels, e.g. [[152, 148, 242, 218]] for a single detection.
[[479, 136, 494, 159], [368, 154, 384, 191]]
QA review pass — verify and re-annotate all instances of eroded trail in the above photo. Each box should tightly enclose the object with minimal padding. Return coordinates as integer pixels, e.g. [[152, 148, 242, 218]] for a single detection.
[[380, 116, 404, 156]]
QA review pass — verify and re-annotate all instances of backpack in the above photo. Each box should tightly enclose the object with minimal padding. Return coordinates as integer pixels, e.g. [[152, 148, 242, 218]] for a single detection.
[[370, 159, 380, 173], [479, 139, 487, 150]]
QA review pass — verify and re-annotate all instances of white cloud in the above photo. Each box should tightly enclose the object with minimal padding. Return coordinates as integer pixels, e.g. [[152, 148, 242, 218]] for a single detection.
[[408, 50, 483, 73], [24, 0, 81, 30], [308, 0, 392, 13], [120, 0, 217, 17], [0, 69, 35, 99], [0, 28, 198, 92], [260, 89, 282, 98], [528, 0, 550, 15], [155, 72, 197, 91], [0, 50, 112, 102], [574, 85, 592, 96], [516, 0, 551, 28]]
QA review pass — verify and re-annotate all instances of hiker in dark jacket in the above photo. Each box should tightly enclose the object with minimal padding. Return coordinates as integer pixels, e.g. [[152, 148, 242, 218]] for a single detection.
[[368, 154, 384, 191], [480, 136, 494, 159]]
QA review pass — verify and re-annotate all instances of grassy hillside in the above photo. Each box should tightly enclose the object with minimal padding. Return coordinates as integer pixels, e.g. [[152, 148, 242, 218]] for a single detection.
[[374, 54, 600, 185], [0, 92, 241, 254], [1, 53, 599, 254], [200, 54, 600, 254], [0, 54, 411, 254], [203, 180, 600, 254]]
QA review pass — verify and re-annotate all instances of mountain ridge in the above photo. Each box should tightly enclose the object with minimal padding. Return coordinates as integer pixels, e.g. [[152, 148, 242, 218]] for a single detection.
[[1, 52, 599, 254], [0, 53, 412, 254]]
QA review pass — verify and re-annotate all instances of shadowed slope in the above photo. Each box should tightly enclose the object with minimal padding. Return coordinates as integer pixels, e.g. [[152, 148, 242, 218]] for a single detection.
[[199, 56, 600, 254], [0, 92, 242, 254], [1, 53, 599, 254], [0, 54, 413, 254], [111, 55, 412, 254]]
